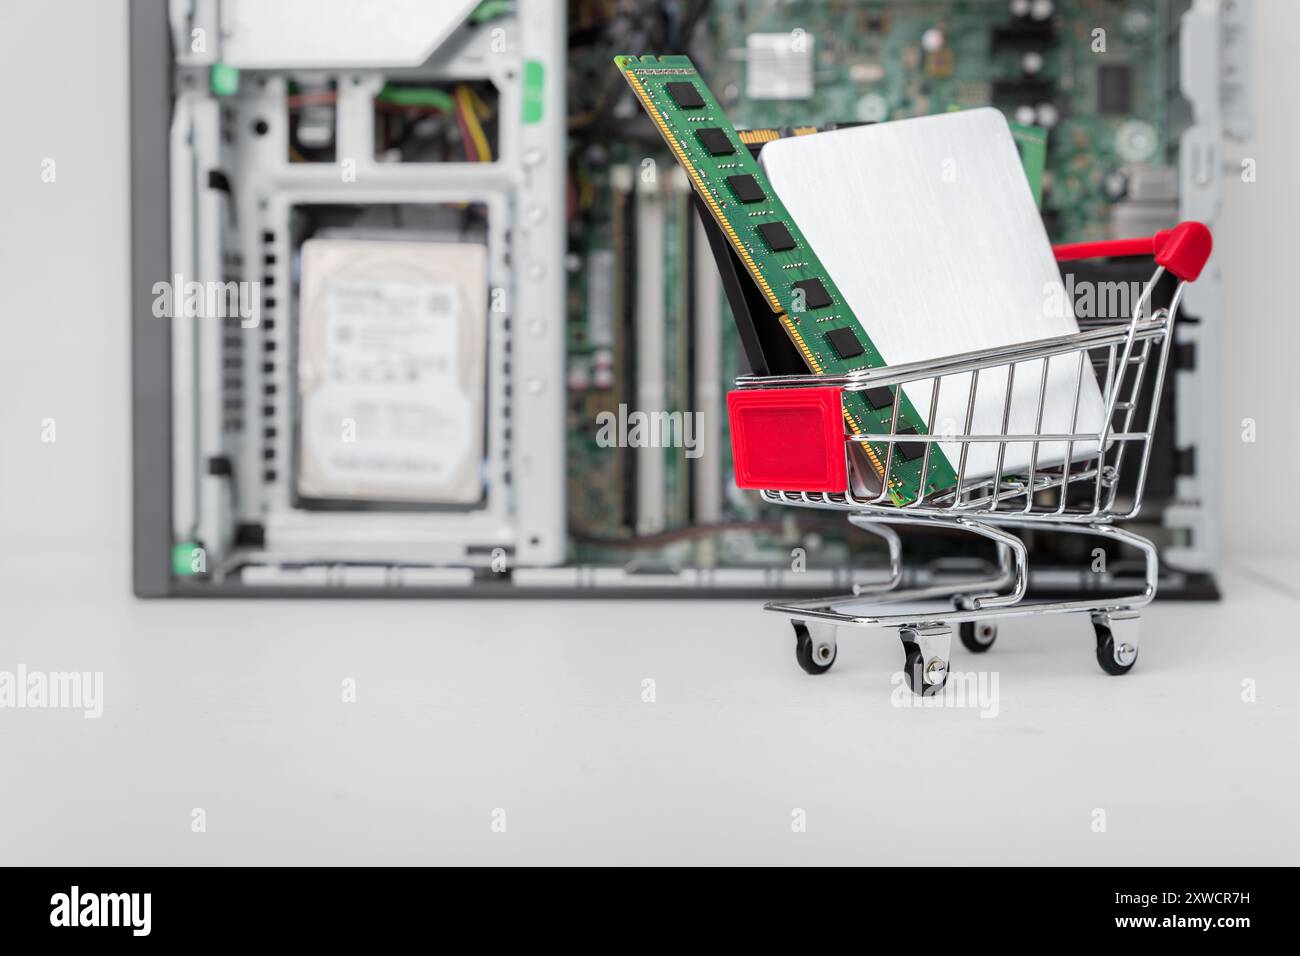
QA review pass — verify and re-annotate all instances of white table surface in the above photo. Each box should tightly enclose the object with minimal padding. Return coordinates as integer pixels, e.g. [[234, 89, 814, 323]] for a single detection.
[[1, 550, 1296, 866]]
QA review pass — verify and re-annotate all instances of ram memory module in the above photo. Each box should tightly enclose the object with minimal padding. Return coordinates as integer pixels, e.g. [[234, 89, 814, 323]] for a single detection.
[[615, 54, 958, 505]]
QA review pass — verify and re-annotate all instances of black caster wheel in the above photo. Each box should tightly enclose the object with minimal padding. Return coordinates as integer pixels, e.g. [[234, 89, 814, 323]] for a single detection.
[[901, 643, 948, 695], [1093, 621, 1138, 676], [959, 620, 997, 653], [793, 622, 836, 675]]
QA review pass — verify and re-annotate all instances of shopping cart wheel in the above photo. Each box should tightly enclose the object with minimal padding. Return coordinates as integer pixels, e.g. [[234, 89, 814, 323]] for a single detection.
[[1091, 611, 1139, 676], [899, 625, 951, 696], [959, 621, 997, 653], [793, 622, 837, 675]]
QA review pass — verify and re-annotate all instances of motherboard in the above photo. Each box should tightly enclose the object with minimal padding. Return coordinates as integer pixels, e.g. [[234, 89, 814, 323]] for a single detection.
[[568, 0, 1177, 569]]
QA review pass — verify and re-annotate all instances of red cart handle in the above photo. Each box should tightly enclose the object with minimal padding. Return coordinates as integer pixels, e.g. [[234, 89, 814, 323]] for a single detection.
[[1052, 220, 1212, 283]]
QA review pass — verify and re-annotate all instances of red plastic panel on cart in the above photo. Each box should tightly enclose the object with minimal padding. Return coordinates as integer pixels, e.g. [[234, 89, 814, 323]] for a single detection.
[[727, 387, 847, 492]]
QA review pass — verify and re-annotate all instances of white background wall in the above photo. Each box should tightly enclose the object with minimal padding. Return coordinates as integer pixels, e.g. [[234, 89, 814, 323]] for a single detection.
[[0, 0, 1295, 564], [0, 1, 130, 558]]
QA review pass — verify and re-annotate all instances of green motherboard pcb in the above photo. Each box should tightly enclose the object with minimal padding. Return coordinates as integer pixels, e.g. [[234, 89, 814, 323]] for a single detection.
[[566, 1, 1173, 561], [616, 53, 959, 505]]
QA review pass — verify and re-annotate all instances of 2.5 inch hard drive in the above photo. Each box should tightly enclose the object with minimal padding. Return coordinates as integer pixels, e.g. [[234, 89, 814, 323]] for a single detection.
[[296, 238, 488, 506]]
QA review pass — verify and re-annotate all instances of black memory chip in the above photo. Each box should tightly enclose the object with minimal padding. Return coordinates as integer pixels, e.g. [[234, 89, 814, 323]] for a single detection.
[[826, 326, 864, 359], [666, 81, 705, 109], [758, 221, 796, 251], [791, 278, 832, 310], [892, 426, 929, 461], [863, 386, 895, 410], [696, 127, 734, 156], [1097, 64, 1132, 115], [727, 174, 766, 204]]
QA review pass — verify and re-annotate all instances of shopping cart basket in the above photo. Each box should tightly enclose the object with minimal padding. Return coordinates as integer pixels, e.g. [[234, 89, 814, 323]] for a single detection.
[[727, 222, 1213, 694]]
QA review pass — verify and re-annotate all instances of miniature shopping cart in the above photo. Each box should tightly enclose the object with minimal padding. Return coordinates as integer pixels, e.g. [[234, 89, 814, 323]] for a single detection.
[[727, 222, 1213, 695]]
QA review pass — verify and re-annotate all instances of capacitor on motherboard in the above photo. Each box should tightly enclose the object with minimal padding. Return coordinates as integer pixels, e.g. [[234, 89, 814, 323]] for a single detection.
[[568, 357, 591, 391], [1102, 170, 1129, 201], [591, 349, 615, 390]]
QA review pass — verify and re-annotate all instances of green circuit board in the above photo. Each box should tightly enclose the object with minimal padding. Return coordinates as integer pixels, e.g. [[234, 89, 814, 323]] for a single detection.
[[566, 2, 1174, 559], [615, 53, 958, 505]]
